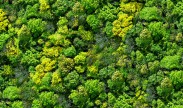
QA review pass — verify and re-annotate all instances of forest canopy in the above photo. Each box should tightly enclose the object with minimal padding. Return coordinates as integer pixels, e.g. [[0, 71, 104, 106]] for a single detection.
[[0, 0, 183, 108]]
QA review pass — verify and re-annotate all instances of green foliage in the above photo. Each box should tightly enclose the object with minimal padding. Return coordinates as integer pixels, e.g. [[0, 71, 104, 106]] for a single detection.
[[69, 86, 88, 107], [21, 49, 40, 66], [98, 4, 118, 21], [63, 46, 76, 57], [64, 71, 79, 89], [12, 101, 23, 108], [113, 93, 132, 108], [58, 55, 74, 74], [85, 79, 105, 99], [0, 33, 11, 50], [27, 18, 47, 37], [86, 15, 101, 30], [38, 92, 59, 107], [173, 1, 183, 18], [52, 0, 71, 16], [25, 4, 39, 19], [112, 12, 133, 39], [139, 6, 160, 21], [170, 71, 183, 89], [135, 29, 152, 48], [157, 77, 173, 98], [81, 0, 100, 13], [74, 52, 87, 65], [17, 25, 31, 49], [160, 55, 181, 70], [3, 86, 20, 100], [104, 21, 113, 37], [78, 26, 94, 41], [1, 0, 183, 107], [108, 71, 125, 92], [148, 22, 167, 41]]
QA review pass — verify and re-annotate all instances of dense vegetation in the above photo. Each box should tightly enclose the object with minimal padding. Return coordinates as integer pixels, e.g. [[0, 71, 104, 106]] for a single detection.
[[0, 0, 183, 107]]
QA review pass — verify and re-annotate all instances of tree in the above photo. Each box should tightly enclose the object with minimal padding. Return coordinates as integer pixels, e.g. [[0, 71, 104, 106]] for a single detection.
[[85, 79, 105, 99], [113, 93, 132, 108], [31, 57, 56, 84], [74, 52, 87, 65], [51, 0, 71, 16], [148, 60, 160, 73], [39, 0, 50, 12], [81, 0, 100, 13], [38, 91, 59, 107], [135, 29, 152, 49], [0, 33, 11, 50], [21, 49, 40, 66], [48, 33, 71, 47], [86, 15, 101, 31], [51, 71, 61, 85], [58, 55, 74, 75], [69, 86, 88, 107], [148, 22, 167, 42], [104, 21, 113, 37], [17, 25, 31, 49], [78, 26, 94, 41], [112, 12, 133, 40], [64, 71, 79, 89], [32, 99, 42, 108], [98, 3, 118, 21], [12, 101, 23, 108], [42, 46, 61, 57], [0, 9, 9, 32], [56, 17, 69, 35], [173, 1, 183, 19], [170, 71, 183, 89], [120, 1, 143, 15], [40, 72, 52, 90], [3, 86, 20, 100], [107, 71, 125, 92], [98, 65, 115, 80], [157, 77, 173, 99], [27, 18, 47, 37], [24, 4, 39, 19], [139, 6, 161, 21], [63, 46, 76, 57], [160, 55, 181, 70]]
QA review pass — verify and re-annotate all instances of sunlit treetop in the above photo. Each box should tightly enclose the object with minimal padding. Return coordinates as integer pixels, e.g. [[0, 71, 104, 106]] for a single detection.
[[0, 9, 9, 32]]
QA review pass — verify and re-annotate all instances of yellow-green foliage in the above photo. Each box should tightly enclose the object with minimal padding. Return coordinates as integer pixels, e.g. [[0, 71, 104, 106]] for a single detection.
[[39, 57, 56, 72], [1, 0, 182, 107], [5, 38, 21, 59], [78, 26, 94, 41], [112, 12, 133, 39], [57, 25, 69, 35], [31, 57, 56, 84], [39, 0, 50, 11], [75, 65, 85, 73], [51, 70, 61, 85], [111, 71, 124, 82], [72, 2, 84, 13], [0, 9, 9, 31], [2, 65, 13, 76], [116, 55, 132, 68], [112, 1, 143, 40], [87, 65, 98, 76], [43, 46, 61, 57], [48, 34, 71, 47], [120, 2, 143, 14], [74, 52, 87, 65], [74, 52, 87, 73]]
